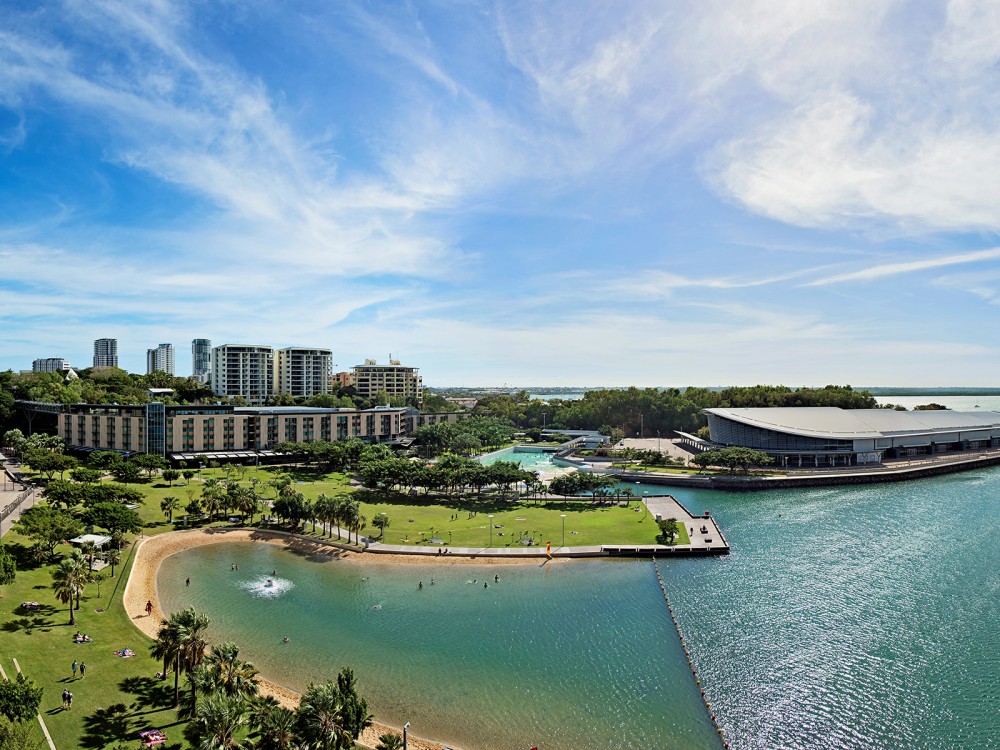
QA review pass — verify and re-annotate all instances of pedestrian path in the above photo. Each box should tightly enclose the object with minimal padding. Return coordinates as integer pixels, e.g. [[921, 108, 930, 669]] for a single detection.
[[0, 657, 57, 750]]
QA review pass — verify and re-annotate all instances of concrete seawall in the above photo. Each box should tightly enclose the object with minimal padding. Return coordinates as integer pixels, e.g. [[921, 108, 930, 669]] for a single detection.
[[610, 452, 1000, 492]]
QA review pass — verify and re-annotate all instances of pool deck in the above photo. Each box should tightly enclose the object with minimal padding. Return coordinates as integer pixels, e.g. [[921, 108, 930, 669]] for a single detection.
[[364, 495, 729, 558]]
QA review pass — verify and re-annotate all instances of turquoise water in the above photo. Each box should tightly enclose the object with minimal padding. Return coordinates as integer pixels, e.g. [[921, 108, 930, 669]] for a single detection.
[[158, 468, 1000, 749], [158, 550, 719, 750], [662, 473, 1000, 749], [478, 446, 566, 472]]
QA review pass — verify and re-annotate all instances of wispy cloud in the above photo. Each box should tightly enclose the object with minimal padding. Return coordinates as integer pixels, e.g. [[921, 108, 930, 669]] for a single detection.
[[808, 247, 1000, 286]]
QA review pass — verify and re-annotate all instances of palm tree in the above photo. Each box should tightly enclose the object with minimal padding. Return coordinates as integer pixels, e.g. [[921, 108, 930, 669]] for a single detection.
[[161, 496, 181, 523], [295, 681, 352, 750], [51, 557, 85, 625], [205, 642, 259, 699], [151, 607, 211, 707], [66, 550, 90, 610], [376, 733, 404, 750], [80, 540, 97, 571], [250, 701, 298, 750], [177, 608, 212, 707], [106, 548, 122, 578], [191, 693, 250, 750]]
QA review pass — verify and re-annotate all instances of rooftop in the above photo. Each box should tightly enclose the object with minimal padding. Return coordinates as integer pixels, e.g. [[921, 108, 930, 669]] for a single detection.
[[704, 407, 1000, 439]]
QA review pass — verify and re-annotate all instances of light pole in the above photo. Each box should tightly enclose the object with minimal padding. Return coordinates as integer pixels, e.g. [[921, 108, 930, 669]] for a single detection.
[[488, 514, 494, 547], [561, 513, 566, 548], [403, 721, 410, 750], [657, 430, 661, 452], [640, 413, 644, 439]]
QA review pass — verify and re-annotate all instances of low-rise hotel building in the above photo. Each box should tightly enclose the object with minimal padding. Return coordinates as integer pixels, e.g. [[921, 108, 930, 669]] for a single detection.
[[18, 401, 464, 462], [32, 358, 72, 372]]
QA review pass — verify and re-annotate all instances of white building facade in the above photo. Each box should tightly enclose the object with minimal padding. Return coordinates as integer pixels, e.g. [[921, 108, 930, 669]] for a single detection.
[[146, 343, 175, 375], [277, 348, 333, 398], [211, 345, 275, 404]]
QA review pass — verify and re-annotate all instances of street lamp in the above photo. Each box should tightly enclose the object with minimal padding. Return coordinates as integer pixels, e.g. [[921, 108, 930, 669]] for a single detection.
[[403, 722, 410, 750], [656, 430, 661, 452], [561, 513, 566, 549], [488, 514, 494, 547]]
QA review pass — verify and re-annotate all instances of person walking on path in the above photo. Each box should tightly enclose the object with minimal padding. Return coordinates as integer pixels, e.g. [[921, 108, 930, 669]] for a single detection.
[[71, 660, 78, 678], [79, 662, 86, 677], [145, 600, 154, 617]]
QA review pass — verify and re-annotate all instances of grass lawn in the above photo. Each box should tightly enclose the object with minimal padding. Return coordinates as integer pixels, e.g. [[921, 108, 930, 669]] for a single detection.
[[0, 527, 189, 750], [351, 492, 688, 547]]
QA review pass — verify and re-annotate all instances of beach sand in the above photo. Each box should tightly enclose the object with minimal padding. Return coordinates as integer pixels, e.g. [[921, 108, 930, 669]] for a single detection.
[[125, 526, 556, 750]]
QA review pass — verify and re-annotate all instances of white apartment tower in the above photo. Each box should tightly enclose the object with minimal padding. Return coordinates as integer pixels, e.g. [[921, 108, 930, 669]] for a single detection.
[[352, 358, 423, 404], [277, 348, 333, 399], [192, 339, 212, 382], [211, 345, 275, 404], [146, 343, 175, 375], [93, 338, 118, 368]]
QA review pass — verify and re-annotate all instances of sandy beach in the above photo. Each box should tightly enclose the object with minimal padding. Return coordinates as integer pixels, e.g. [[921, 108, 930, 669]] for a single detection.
[[125, 526, 554, 750]]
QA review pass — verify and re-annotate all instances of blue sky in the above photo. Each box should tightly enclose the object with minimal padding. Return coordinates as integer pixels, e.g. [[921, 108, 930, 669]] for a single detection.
[[2, 0, 999, 387]]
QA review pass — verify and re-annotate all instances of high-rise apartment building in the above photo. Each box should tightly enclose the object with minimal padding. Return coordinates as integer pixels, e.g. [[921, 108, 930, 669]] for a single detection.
[[192, 339, 212, 382], [211, 345, 275, 404], [146, 343, 175, 375], [32, 358, 72, 372], [93, 338, 118, 368], [277, 348, 333, 399], [352, 359, 423, 404]]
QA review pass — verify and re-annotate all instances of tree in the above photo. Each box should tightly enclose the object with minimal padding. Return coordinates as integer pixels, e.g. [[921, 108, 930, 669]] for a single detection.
[[0, 548, 15, 586], [189, 693, 250, 749], [161, 496, 181, 523], [23, 449, 76, 481], [152, 608, 211, 707], [106, 547, 122, 578], [81, 502, 143, 537], [162, 469, 180, 486], [714, 447, 774, 476], [131, 453, 168, 478], [0, 673, 43, 723], [656, 518, 680, 545], [15, 506, 83, 558], [250, 701, 298, 750], [88, 451, 122, 469], [69, 467, 102, 484], [377, 733, 404, 750], [52, 555, 88, 624], [41, 480, 82, 510], [295, 680, 354, 750], [111, 462, 142, 484], [0, 713, 41, 750], [371, 513, 390, 540]]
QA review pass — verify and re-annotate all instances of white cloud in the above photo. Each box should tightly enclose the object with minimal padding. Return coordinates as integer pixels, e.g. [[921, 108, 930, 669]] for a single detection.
[[808, 247, 1000, 286]]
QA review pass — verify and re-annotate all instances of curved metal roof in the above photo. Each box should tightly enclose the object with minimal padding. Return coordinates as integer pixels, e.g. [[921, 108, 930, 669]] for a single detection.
[[703, 407, 1000, 440]]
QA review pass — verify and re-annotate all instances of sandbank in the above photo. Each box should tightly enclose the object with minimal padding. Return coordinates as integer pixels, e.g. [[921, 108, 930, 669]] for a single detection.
[[125, 526, 555, 749]]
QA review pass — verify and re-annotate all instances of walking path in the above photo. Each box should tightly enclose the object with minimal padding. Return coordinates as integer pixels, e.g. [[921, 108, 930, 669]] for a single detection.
[[0, 657, 57, 750]]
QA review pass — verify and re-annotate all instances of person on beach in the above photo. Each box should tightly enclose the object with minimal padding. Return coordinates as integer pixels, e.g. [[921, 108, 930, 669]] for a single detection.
[[418, 581, 423, 589], [145, 600, 154, 617], [495, 575, 499, 582], [186, 577, 190, 587]]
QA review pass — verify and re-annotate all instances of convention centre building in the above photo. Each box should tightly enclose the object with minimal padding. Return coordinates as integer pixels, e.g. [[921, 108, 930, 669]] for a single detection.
[[704, 407, 1000, 467]]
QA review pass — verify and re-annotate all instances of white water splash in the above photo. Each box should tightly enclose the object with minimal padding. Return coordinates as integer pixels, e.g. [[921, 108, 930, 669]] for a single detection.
[[238, 576, 295, 599]]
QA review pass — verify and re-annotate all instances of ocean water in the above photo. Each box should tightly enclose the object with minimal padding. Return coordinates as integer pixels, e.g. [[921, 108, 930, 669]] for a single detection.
[[158, 550, 719, 750], [158, 468, 1000, 749]]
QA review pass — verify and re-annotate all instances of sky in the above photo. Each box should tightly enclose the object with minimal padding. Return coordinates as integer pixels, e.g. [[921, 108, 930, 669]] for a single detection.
[[1, 0, 999, 388]]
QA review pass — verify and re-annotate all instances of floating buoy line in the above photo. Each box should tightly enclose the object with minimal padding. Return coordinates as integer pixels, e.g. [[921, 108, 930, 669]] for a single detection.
[[652, 557, 730, 749]]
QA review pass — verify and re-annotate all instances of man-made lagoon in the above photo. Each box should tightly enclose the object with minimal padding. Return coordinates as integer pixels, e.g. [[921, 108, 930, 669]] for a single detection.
[[159, 468, 1000, 749]]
